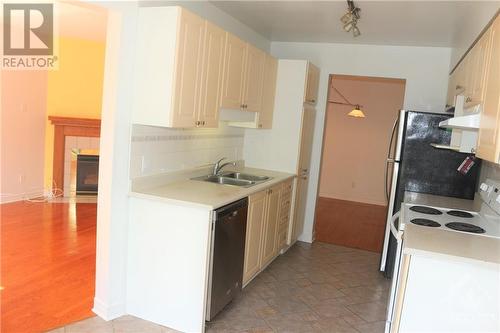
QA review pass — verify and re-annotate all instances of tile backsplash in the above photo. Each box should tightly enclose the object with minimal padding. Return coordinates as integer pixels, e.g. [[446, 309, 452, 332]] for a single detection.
[[130, 123, 244, 178], [480, 160, 500, 184]]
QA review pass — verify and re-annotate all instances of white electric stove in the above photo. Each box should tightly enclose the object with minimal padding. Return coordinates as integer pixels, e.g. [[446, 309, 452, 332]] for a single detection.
[[400, 179, 500, 238], [385, 178, 500, 333]]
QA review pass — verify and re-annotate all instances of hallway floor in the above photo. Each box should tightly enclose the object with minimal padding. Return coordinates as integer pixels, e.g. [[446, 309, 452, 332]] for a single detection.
[[1, 201, 97, 333], [48, 242, 389, 333]]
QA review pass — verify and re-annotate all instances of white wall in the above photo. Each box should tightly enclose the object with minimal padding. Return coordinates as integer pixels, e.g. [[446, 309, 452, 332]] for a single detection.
[[1, 71, 47, 203], [270, 42, 452, 242], [450, 4, 499, 70], [93, 0, 138, 320], [139, 1, 270, 52]]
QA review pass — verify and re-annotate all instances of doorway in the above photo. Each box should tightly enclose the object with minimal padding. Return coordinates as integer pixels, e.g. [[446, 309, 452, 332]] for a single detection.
[[0, 1, 108, 332], [314, 75, 406, 252]]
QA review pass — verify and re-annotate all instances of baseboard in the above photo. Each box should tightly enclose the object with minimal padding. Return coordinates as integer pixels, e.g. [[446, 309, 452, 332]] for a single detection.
[[0, 191, 45, 204], [92, 298, 126, 321]]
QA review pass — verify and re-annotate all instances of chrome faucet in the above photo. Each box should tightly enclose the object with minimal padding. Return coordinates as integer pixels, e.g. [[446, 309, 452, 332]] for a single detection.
[[212, 157, 236, 176]]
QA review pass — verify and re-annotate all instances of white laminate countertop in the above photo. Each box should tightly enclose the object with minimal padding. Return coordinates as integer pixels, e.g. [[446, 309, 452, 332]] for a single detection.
[[129, 167, 295, 210], [403, 223, 500, 265], [402, 191, 500, 265]]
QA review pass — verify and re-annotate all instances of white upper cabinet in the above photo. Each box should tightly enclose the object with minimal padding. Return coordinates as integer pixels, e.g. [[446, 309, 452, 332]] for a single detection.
[[132, 6, 278, 129], [242, 44, 266, 112], [171, 9, 206, 127], [133, 7, 221, 128], [258, 54, 278, 128], [220, 33, 247, 110], [227, 54, 278, 129], [304, 62, 320, 104], [198, 21, 226, 128], [477, 16, 500, 163]]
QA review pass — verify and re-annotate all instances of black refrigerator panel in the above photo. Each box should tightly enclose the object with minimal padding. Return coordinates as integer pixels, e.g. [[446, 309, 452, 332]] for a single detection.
[[392, 111, 480, 214]]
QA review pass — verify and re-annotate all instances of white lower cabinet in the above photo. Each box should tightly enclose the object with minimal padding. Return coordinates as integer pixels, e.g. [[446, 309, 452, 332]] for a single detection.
[[391, 254, 500, 333], [243, 179, 294, 285]]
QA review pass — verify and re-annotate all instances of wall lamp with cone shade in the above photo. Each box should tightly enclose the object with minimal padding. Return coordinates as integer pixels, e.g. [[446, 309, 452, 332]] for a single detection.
[[329, 86, 366, 118]]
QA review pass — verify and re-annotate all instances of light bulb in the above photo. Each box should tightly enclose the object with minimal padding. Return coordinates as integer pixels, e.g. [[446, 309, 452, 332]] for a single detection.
[[353, 25, 361, 37], [340, 12, 352, 24], [343, 21, 354, 32]]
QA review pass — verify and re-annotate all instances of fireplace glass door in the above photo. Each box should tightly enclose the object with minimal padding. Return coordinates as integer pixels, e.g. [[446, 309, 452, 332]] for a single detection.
[[76, 154, 99, 194]]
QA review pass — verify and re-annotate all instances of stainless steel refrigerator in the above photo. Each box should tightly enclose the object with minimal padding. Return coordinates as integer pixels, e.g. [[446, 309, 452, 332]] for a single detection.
[[380, 110, 480, 278]]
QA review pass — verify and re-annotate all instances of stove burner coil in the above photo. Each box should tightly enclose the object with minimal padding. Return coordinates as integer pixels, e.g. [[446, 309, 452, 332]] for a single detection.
[[445, 222, 485, 234], [409, 206, 443, 215], [446, 210, 474, 218], [410, 218, 441, 227]]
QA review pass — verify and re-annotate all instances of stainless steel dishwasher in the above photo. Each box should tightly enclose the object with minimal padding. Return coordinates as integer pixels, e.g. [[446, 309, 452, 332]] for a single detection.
[[206, 197, 248, 321]]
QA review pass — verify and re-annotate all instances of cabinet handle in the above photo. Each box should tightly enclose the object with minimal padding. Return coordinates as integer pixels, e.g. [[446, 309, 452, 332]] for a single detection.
[[456, 85, 464, 91], [466, 97, 473, 103], [195, 121, 200, 126], [258, 124, 263, 128], [202, 121, 206, 125]]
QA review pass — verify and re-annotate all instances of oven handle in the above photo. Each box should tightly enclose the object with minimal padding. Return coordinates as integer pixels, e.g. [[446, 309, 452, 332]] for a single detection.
[[389, 211, 401, 241]]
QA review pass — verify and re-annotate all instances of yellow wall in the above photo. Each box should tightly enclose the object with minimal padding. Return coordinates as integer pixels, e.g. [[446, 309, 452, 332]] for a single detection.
[[44, 36, 106, 188]]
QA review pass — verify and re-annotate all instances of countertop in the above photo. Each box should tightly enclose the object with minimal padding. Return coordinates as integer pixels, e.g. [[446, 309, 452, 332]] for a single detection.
[[129, 167, 295, 210], [403, 223, 500, 265], [402, 191, 500, 265]]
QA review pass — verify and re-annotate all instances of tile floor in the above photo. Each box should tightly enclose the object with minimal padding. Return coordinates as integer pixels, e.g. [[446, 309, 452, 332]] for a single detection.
[[47, 242, 389, 333]]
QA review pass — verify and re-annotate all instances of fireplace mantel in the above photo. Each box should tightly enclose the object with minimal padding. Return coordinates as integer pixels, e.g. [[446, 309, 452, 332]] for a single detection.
[[49, 116, 101, 190]]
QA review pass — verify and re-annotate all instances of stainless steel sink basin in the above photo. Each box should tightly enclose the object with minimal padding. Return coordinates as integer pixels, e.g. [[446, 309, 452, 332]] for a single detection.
[[191, 172, 272, 188], [204, 175, 255, 187], [223, 172, 270, 182]]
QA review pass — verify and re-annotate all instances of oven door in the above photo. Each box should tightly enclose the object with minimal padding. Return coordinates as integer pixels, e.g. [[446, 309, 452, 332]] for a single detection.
[[385, 211, 403, 333]]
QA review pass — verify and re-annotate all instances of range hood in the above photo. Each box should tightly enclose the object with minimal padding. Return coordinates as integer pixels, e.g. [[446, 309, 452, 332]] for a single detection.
[[432, 95, 479, 154], [438, 95, 481, 131], [439, 113, 480, 130]]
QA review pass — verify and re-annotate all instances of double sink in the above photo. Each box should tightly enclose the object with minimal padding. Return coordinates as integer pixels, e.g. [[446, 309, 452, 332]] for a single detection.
[[192, 172, 271, 188]]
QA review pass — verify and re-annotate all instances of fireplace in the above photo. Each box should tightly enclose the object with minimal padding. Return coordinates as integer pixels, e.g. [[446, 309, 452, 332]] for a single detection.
[[76, 154, 99, 195]]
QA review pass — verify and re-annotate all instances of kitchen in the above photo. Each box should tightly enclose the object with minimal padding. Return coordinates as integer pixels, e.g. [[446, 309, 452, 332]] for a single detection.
[[84, 1, 500, 333]]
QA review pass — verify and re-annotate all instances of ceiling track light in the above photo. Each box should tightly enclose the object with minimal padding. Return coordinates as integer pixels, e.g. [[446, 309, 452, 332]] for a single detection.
[[340, 0, 361, 37]]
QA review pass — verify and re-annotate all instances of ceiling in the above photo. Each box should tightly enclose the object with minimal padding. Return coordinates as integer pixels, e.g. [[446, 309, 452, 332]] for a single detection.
[[210, 1, 499, 47]]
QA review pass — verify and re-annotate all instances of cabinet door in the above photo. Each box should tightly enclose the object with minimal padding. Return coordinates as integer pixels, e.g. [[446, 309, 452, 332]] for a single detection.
[[466, 29, 492, 105], [243, 44, 266, 112], [477, 18, 500, 163], [243, 190, 267, 285], [220, 33, 246, 110], [446, 70, 457, 107], [292, 108, 316, 242], [305, 63, 320, 104], [260, 184, 281, 268], [198, 22, 225, 128], [258, 55, 278, 129], [171, 9, 205, 127]]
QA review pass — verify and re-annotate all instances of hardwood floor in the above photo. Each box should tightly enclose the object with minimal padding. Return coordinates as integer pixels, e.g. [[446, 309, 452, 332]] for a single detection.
[[314, 197, 387, 252], [1, 201, 97, 333]]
